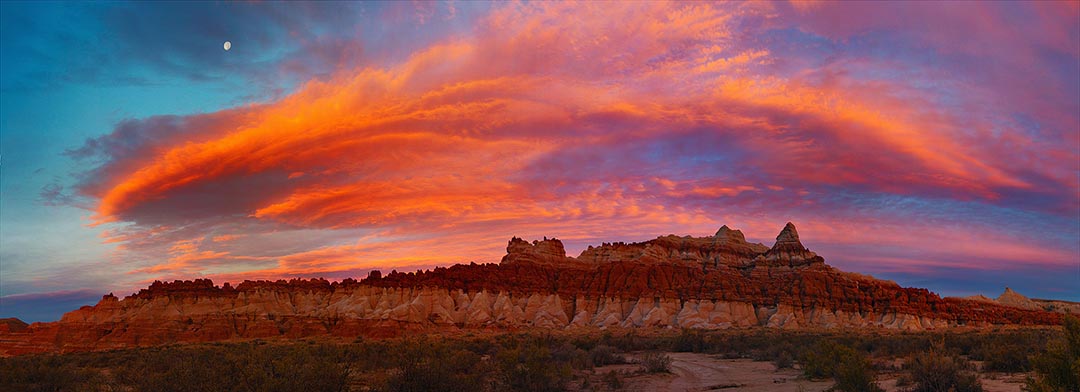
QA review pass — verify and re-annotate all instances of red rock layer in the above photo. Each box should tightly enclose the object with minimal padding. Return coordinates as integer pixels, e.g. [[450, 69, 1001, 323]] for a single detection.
[[0, 223, 1062, 355]]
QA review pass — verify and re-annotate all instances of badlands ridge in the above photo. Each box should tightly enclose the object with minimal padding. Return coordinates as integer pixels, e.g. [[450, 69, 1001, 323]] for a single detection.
[[0, 223, 1065, 355]]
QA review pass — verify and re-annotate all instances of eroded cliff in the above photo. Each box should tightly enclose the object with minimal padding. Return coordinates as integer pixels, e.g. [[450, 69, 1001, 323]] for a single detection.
[[0, 223, 1063, 355]]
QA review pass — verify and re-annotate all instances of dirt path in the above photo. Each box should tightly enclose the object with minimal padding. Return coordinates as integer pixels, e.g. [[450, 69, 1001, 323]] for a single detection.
[[598, 352, 832, 392], [588, 352, 1026, 392]]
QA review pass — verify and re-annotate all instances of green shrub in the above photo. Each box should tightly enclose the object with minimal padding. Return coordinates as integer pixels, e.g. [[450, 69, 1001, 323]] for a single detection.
[[495, 340, 572, 392], [798, 340, 882, 392], [905, 349, 983, 392], [1025, 315, 1080, 392], [800, 340, 849, 379], [833, 352, 883, 392]]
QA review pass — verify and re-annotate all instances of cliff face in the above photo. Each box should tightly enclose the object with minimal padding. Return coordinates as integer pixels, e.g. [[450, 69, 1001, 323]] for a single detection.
[[0, 223, 1064, 355]]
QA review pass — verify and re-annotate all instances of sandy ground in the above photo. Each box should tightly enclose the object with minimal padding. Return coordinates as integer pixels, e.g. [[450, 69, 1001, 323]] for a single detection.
[[581, 352, 1028, 392], [584, 352, 832, 392]]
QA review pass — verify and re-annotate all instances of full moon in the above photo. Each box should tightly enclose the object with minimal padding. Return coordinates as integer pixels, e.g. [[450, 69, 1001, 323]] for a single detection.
[[223, 41, 231, 51]]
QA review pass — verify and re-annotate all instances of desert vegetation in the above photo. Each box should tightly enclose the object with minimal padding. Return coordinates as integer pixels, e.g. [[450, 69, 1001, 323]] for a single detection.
[[1025, 315, 1080, 392], [901, 349, 983, 392], [0, 322, 1072, 392]]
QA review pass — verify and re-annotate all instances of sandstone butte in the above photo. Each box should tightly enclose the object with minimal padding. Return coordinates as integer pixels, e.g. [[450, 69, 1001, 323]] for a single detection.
[[0, 223, 1067, 355]]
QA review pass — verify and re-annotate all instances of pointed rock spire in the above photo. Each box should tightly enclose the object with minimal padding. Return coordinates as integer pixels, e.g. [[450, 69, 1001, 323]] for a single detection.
[[764, 222, 823, 267], [775, 222, 800, 244]]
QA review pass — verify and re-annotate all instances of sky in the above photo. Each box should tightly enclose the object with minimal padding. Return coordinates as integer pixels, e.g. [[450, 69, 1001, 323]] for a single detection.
[[1, 1, 1078, 323]]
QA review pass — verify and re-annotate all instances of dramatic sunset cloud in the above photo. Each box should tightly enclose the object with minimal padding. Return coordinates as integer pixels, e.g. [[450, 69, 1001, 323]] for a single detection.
[[2, 1, 1077, 321]]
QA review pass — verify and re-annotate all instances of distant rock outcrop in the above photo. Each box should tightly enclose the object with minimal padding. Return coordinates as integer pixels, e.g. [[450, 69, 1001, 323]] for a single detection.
[[964, 287, 1080, 314], [0, 223, 1065, 356], [997, 287, 1038, 310]]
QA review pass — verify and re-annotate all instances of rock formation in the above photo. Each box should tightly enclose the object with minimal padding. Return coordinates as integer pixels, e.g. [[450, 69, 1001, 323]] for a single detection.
[[997, 287, 1039, 310], [501, 237, 568, 265], [763, 222, 823, 267], [0, 223, 1066, 355], [0, 318, 28, 333], [964, 287, 1080, 314]]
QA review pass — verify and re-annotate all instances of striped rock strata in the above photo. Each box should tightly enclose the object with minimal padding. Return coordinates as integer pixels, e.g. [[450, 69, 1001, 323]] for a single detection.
[[0, 223, 1062, 355]]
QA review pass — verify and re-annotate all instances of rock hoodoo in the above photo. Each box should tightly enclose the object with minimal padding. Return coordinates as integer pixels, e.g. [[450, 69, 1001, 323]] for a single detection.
[[501, 237, 568, 265], [0, 223, 1064, 356], [763, 222, 823, 267]]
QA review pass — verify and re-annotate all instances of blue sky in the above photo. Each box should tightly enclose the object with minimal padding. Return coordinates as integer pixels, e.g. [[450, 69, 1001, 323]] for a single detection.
[[1, 1, 1077, 322]]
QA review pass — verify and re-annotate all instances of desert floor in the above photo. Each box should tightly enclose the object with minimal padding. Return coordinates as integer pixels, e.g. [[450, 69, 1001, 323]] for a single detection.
[[583, 352, 1029, 392]]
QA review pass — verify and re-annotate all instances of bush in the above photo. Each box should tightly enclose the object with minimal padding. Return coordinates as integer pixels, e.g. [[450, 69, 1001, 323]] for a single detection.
[[979, 345, 1031, 373], [375, 338, 484, 392], [588, 345, 627, 367], [551, 342, 590, 370], [905, 350, 983, 392], [798, 340, 882, 392], [1025, 315, 1080, 392], [495, 340, 572, 392], [639, 352, 672, 374], [833, 352, 883, 392], [0, 355, 102, 392], [671, 329, 706, 352], [800, 340, 850, 379], [970, 332, 1038, 373]]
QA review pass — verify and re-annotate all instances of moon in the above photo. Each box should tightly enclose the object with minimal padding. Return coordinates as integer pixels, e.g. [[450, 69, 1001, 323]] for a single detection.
[[223, 41, 231, 51]]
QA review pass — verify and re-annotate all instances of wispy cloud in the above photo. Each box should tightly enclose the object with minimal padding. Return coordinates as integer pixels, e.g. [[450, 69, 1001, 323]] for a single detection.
[[47, 1, 1080, 300]]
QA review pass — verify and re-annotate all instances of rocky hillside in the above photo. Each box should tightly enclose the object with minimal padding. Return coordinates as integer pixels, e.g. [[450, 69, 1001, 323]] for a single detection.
[[965, 288, 1080, 314], [0, 223, 1064, 355]]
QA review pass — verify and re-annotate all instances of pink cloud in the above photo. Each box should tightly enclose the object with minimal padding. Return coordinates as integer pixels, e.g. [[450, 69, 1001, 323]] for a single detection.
[[60, 1, 1078, 297]]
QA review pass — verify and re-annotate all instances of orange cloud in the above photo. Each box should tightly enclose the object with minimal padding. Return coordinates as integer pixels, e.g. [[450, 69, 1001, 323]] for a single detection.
[[67, 1, 1078, 299]]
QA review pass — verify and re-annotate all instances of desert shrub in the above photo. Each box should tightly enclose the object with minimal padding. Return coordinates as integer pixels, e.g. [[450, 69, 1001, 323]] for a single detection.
[[967, 329, 1050, 374], [0, 328, 1060, 392], [905, 349, 983, 392], [800, 340, 852, 379], [672, 329, 707, 352], [495, 340, 572, 392], [107, 342, 354, 392], [639, 352, 672, 374], [799, 340, 882, 392], [551, 341, 590, 370], [0, 355, 102, 392], [375, 338, 485, 392], [1025, 315, 1080, 392], [833, 352, 884, 392], [600, 330, 656, 352], [588, 345, 627, 367], [977, 344, 1031, 373]]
